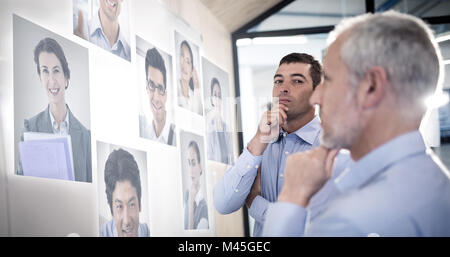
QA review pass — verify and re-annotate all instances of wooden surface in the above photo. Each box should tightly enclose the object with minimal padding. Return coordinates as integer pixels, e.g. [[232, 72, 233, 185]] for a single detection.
[[199, 0, 282, 32]]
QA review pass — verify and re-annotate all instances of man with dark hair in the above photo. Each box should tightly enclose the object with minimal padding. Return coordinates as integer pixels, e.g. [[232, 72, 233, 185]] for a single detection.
[[139, 47, 176, 146], [100, 148, 150, 237], [214, 52, 351, 236]]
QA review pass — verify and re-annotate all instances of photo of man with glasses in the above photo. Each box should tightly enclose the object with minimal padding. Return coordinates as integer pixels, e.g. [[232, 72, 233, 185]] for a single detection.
[[139, 46, 176, 146]]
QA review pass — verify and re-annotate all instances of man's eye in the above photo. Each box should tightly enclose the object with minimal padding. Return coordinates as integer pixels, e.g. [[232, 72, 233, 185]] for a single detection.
[[293, 80, 304, 84], [274, 80, 283, 85]]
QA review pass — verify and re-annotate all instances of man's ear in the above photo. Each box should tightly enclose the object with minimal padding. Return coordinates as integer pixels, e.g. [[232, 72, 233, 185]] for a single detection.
[[357, 66, 387, 109]]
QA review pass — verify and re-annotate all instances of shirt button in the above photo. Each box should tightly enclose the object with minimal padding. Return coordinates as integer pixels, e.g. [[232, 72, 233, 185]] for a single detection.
[[280, 174, 284, 178], [247, 165, 251, 169], [234, 189, 239, 193], [283, 133, 287, 137], [285, 151, 289, 155]]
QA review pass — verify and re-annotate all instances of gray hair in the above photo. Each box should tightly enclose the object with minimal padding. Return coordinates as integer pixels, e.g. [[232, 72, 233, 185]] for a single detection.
[[329, 11, 443, 114]]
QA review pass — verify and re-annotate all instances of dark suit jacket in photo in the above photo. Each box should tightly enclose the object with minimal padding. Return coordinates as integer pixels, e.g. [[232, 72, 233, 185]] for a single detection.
[[18, 105, 92, 182]]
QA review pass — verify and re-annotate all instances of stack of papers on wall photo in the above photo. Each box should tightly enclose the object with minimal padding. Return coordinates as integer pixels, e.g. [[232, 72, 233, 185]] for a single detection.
[[19, 132, 74, 181]]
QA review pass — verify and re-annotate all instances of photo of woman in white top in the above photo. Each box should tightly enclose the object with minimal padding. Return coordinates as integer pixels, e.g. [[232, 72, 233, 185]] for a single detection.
[[175, 31, 203, 115]]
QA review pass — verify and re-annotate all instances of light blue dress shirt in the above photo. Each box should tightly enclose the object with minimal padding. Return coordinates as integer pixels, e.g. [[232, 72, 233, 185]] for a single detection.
[[87, 11, 131, 61], [263, 130, 450, 237], [100, 219, 150, 237], [214, 116, 351, 236]]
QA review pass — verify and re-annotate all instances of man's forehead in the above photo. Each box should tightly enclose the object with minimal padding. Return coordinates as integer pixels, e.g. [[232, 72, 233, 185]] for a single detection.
[[114, 180, 137, 193], [323, 40, 343, 69], [275, 62, 311, 78]]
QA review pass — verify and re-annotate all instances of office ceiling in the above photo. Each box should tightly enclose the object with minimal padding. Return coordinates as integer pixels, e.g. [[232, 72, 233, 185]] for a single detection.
[[201, 0, 450, 34], [199, 0, 283, 32]]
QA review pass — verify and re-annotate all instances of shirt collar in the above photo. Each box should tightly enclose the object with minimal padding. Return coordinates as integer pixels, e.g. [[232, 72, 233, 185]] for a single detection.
[[194, 189, 204, 206], [334, 130, 427, 193], [150, 120, 171, 142], [89, 11, 103, 37], [280, 115, 321, 145], [48, 106, 69, 134]]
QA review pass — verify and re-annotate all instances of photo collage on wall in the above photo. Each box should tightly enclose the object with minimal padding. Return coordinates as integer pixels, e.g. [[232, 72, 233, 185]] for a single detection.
[[12, 0, 235, 236]]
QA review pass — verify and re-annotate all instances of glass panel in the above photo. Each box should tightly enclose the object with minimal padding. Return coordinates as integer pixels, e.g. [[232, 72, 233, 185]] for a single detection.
[[436, 27, 450, 145], [247, 0, 366, 33], [236, 33, 328, 148], [375, 0, 450, 17]]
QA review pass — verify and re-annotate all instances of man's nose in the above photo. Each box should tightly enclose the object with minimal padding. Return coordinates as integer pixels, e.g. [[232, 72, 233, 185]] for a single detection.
[[122, 206, 131, 225], [48, 75, 57, 87], [279, 81, 289, 95], [310, 83, 323, 106]]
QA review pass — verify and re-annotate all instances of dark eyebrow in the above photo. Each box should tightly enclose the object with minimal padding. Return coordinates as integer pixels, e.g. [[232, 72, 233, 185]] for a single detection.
[[291, 73, 307, 81], [148, 78, 166, 90], [274, 74, 283, 79], [127, 196, 137, 204]]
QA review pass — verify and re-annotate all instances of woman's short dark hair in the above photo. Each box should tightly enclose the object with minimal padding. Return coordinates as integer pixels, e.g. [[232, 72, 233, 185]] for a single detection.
[[104, 148, 142, 215], [188, 140, 201, 163], [180, 40, 193, 69], [33, 37, 70, 80], [279, 53, 322, 89], [145, 47, 167, 89], [210, 77, 221, 98]]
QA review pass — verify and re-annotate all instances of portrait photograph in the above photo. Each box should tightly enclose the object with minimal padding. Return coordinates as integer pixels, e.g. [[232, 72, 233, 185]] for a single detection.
[[97, 141, 150, 237], [179, 130, 209, 230], [174, 30, 203, 116], [202, 57, 234, 165], [13, 15, 92, 183], [136, 35, 176, 147], [73, 0, 131, 61]]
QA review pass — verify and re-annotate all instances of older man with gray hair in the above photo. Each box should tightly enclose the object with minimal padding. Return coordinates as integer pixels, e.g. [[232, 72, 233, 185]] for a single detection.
[[263, 11, 450, 236]]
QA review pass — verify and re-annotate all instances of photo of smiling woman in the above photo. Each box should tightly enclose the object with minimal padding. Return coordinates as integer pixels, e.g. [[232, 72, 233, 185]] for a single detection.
[[202, 58, 234, 165], [174, 31, 203, 115], [14, 15, 91, 183]]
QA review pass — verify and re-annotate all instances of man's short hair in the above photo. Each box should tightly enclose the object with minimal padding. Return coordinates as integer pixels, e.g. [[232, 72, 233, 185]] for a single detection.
[[104, 148, 142, 215], [145, 47, 167, 89], [34, 37, 70, 80], [279, 53, 322, 89], [333, 11, 443, 113]]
